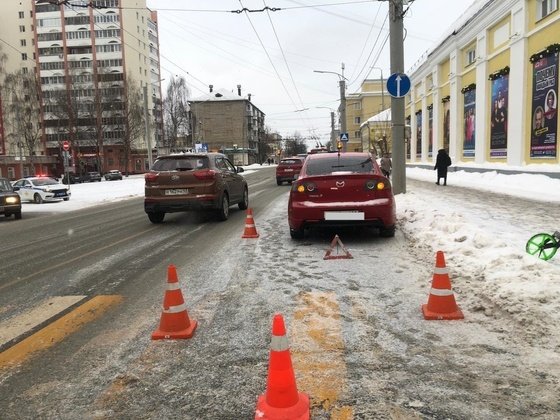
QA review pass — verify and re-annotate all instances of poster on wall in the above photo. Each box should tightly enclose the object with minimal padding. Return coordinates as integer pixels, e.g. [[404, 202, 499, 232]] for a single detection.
[[428, 106, 433, 157], [531, 52, 558, 158], [463, 89, 476, 157], [490, 74, 509, 157], [416, 111, 422, 158], [406, 115, 411, 159], [443, 100, 450, 151]]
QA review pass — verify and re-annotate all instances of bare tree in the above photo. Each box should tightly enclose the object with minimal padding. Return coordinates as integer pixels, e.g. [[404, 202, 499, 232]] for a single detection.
[[283, 131, 307, 156], [2, 71, 43, 174], [162, 75, 190, 148], [121, 75, 145, 175]]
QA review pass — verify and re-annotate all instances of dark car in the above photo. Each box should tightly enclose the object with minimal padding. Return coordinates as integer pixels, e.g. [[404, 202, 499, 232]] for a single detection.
[[144, 152, 248, 223], [0, 177, 22, 219], [104, 170, 123, 181], [276, 157, 304, 185], [287, 152, 396, 239], [61, 173, 82, 184], [82, 171, 102, 182]]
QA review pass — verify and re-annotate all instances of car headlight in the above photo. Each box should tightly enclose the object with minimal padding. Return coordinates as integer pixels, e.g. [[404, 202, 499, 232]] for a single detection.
[[6, 196, 19, 204], [43, 187, 51, 192]]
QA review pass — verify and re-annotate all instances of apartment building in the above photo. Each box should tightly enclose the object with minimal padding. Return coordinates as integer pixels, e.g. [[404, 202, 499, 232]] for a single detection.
[[189, 85, 266, 166], [406, 0, 559, 169], [0, 0, 162, 179]]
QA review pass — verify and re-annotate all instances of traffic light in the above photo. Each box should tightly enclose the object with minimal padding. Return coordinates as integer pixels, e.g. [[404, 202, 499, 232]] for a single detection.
[[337, 141, 342, 150]]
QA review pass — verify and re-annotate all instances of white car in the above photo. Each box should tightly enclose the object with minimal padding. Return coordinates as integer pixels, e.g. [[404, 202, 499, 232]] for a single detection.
[[12, 177, 71, 204]]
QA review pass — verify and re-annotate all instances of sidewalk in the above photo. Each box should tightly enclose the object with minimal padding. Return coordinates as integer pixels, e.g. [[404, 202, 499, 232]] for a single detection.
[[407, 162, 560, 179]]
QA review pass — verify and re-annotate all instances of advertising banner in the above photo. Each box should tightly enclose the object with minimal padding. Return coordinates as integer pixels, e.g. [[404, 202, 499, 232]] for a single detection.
[[416, 111, 422, 158], [531, 53, 558, 158], [443, 100, 450, 151], [428, 106, 433, 157], [490, 75, 509, 157], [406, 115, 411, 159], [463, 89, 476, 158]]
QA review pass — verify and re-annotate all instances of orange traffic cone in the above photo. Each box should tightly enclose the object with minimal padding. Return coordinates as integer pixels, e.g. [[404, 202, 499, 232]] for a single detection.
[[152, 264, 197, 340], [255, 314, 309, 420], [242, 208, 260, 238], [422, 251, 464, 320]]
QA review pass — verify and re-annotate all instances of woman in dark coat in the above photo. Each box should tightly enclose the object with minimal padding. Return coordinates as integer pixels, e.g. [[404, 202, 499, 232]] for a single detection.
[[434, 149, 452, 185]]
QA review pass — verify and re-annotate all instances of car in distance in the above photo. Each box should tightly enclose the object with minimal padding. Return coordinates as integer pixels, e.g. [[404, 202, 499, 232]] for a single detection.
[[12, 176, 71, 203], [104, 170, 123, 181], [276, 157, 304, 185], [82, 171, 102, 182], [144, 152, 248, 223], [61, 173, 82, 184], [0, 177, 22, 219], [288, 152, 396, 239]]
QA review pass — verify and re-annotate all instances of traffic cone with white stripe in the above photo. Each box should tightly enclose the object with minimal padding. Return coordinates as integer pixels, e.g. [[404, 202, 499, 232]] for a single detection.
[[422, 251, 464, 320], [242, 208, 260, 238], [152, 264, 197, 340], [255, 314, 309, 419]]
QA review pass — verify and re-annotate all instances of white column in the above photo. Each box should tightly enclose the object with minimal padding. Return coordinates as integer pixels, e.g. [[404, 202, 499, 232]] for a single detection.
[[422, 79, 428, 162], [475, 32, 489, 165], [449, 50, 460, 162], [432, 67, 440, 162], [507, 2, 527, 166], [410, 89, 418, 162]]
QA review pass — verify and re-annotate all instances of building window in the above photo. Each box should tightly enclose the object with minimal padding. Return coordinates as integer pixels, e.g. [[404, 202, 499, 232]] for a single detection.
[[19, 25, 25, 32], [22, 67, 28, 74], [19, 11, 24, 18], [537, 0, 558, 19], [20, 39, 26, 47], [354, 117, 361, 124], [466, 48, 476, 65], [21, 53, 28, 61], [354, 131, 361, 138], [353, 102, 362, 110]]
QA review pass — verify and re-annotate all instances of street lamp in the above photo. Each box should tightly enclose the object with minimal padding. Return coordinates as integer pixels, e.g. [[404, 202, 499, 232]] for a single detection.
[[143, 78, 164, 169], [315, 107, 337, 148], [314, 63, 347, 150]]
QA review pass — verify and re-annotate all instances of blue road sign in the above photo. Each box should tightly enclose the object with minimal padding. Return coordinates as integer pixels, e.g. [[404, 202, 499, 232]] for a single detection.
[[386, 73, 411, 98], [340, 133, 349, 142]]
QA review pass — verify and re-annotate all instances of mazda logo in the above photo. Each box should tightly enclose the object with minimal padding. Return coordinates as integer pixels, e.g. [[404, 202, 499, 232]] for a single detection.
[[336, 180, 345, 187], [171, 175, 180, 181]]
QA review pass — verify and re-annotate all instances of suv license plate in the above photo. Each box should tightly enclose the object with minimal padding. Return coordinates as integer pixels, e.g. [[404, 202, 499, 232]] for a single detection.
[[165, 189, 188, 195]]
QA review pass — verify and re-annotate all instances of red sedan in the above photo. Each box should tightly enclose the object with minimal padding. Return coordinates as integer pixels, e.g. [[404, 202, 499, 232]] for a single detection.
[[288, 152, 396, 239]]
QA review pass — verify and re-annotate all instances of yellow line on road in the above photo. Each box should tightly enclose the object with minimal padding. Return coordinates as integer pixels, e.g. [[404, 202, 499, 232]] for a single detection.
[[291, 292, 353, 419], [0, 227, 158, 292], [0, 295, 123, 370]]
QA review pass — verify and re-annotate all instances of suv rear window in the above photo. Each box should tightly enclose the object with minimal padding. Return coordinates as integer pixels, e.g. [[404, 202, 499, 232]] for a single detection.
[[306, 156, 374, 176], [152, 157, 209, 171]]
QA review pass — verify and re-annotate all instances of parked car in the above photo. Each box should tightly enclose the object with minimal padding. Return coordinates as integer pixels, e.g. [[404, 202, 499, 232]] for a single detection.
[[0, 177, 22, 219], [287, 152, 396, 239], [144, 153, 248, 223], [61, 173, 82, 184], [276, 157, 305, 185], [12, 176, 71, 204], [82, 171, 102, 182], [104, 170, 123, 181]]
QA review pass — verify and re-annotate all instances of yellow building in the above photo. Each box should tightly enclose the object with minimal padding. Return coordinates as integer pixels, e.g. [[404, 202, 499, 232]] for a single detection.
[[406, 0, 559, 169], [345, 78, 389, 152]]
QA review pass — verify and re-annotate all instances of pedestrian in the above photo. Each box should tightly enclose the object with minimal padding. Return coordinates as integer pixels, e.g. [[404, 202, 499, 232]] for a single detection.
[[380, 153, 392, 178], [434, 148, 452, 186]]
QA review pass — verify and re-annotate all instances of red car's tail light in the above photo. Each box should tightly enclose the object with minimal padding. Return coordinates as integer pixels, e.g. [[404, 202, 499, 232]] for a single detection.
[[145, 172, 159, 182], [294, 182, 316, 193], [366, 180, 388, 190], [193, 169, 218, 180]]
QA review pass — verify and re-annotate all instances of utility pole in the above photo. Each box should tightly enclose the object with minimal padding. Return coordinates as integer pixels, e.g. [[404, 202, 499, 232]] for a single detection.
[[143, 84, 153, 170], [330, 111, 335, 147], [339, 63, 347, 151], [389, 0, 406, 194]]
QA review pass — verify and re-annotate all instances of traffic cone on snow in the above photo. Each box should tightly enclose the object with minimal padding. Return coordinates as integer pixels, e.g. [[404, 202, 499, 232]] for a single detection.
[[242, 208, 260, 238], [255, 314, 309, 420], [422, 251, 464, 320], [152, 264, 197, 340]]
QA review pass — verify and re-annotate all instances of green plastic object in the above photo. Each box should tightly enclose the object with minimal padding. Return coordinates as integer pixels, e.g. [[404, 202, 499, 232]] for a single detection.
[[526, 233, 559, 261]]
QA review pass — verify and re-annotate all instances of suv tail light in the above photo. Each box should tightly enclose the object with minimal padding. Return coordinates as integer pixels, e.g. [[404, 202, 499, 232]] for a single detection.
[[193, 169, 218, 180], [145, 172, 159, 182]]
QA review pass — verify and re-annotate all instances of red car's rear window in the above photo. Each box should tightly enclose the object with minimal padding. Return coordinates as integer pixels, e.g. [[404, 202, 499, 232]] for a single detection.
[[305, 156, 374, 176], [280, 159, 303, 166]]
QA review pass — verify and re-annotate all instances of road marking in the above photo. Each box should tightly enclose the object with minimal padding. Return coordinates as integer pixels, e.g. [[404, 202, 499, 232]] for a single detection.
[[0, 295, 122, 370], [0, 227, 158, 292], [0, 295, 87, 348], [291, 292, 353, 419]]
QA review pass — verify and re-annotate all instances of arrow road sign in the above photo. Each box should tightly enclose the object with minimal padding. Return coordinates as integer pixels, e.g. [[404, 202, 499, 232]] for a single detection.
[[386, 73, 411, 98]]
